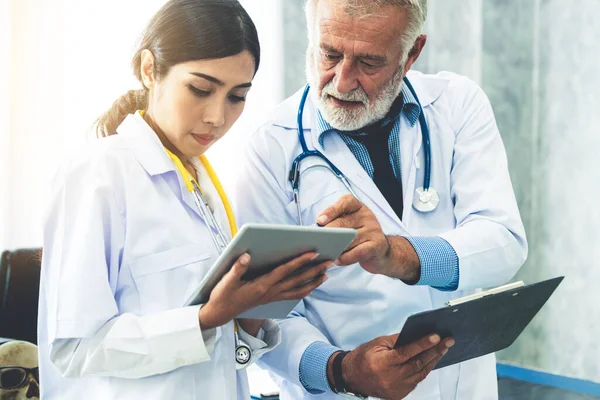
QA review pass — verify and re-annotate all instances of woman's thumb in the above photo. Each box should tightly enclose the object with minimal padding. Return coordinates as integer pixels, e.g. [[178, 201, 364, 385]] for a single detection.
[[227, 253, 251, 282]]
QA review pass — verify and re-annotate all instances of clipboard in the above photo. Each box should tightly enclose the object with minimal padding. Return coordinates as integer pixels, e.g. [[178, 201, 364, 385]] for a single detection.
[[394, 276, 564, 370]]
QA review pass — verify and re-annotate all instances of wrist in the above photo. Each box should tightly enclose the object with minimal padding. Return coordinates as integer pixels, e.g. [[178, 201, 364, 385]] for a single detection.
[[237, 318, 264, 336], [198, 303, 220, 330], [328, 350, 366, 398], [385, 236, 421, 282], [340, 350, 361, 395], [326, 351, 342, 391]]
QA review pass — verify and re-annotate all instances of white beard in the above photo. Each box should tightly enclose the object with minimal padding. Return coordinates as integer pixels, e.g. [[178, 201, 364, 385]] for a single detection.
[[306, 51, 405, 132]]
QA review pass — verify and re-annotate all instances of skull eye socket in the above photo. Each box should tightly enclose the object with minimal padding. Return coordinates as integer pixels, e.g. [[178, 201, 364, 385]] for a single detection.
[[0, 367, 27, 389]]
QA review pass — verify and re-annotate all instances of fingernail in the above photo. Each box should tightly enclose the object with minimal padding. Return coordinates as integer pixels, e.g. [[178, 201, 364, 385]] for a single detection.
[[446, 339, 455, 348], [334, 259, 341, 266], [429, 335, 440, 344], [327, 262, 336, 269], [240, 253, 250, 265], [323, 275, 329, 282], [310, 253, 320, 261], [442, 349, 449, 356], [317, 215, 328, 225]]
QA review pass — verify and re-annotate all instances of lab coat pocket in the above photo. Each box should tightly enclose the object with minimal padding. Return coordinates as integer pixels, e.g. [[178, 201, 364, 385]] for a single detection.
[[129, 244, 213, 315], [286, 188, 349, 273], [285, 188, 346, 225]]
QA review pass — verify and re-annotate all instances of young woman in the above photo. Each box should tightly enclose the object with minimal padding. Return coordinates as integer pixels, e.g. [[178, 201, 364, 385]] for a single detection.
[[37, 1, 330, 398]]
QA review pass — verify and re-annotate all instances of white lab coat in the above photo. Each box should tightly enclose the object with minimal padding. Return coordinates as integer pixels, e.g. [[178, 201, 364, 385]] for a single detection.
[[37, 113, 280, 400], [233, 71, 528, 400]]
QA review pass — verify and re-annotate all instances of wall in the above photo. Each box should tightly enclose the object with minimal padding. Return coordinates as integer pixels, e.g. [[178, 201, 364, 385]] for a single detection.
[[2, 0, 165, 250], [0, 0, 11, 250], [416, 0, 600, 383]]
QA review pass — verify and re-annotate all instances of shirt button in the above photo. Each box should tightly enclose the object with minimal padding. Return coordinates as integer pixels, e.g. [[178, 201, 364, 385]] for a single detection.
[[415, 158, 421, 169]]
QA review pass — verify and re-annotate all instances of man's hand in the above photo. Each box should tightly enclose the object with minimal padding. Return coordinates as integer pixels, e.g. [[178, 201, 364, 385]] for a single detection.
[[327, 333, 454, 399], [317, 194, 420, 281]]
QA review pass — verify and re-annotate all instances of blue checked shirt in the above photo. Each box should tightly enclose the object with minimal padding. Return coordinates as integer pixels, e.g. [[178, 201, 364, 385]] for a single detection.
[[298, 83, 459, 394]]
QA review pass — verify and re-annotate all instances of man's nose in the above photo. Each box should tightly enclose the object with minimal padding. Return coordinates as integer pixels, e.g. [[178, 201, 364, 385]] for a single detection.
[[334, 58, 360, 94]]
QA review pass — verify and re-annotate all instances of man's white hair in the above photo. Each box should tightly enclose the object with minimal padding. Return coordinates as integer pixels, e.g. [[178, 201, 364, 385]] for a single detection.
[[305, 0, 428, 60], [304, 0, 428, 131]]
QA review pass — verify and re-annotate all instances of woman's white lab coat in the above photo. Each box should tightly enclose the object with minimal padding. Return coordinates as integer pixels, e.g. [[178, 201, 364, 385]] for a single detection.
[[37, 113, 280, 399]]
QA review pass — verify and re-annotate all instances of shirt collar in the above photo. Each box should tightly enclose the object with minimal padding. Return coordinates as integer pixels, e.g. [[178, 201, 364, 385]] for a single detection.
[[317, 82, 421, 148], [117, 111, 176, 176]]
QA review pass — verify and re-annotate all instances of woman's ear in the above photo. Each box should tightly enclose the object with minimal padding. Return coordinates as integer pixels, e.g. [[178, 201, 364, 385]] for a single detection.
[[140, 49, 156, 90]]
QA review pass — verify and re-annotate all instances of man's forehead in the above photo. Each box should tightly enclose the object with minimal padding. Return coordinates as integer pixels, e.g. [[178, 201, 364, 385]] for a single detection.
[[316, 1, 408, 51]]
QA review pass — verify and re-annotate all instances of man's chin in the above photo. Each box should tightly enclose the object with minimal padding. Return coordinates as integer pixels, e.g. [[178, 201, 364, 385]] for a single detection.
[[318, 102, 369, 131], [322, 115, 369, 132]]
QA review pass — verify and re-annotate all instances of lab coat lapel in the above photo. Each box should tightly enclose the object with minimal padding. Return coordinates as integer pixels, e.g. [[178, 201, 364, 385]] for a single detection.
[[117, 113, 203, 220], [399, 112, 423, 228], [398, 71, 447, 228], [309, 107, 407, 230]]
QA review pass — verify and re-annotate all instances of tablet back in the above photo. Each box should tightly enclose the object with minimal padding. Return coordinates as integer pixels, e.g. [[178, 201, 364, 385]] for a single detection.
[[185, 223, 357, 319]]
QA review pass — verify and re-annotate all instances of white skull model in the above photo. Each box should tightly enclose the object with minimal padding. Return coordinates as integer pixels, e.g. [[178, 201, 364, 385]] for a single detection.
[[0, 341, 39, 400]]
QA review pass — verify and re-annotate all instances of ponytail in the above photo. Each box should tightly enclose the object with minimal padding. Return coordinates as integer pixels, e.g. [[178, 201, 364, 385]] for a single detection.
[[95, 89, 148, 137]]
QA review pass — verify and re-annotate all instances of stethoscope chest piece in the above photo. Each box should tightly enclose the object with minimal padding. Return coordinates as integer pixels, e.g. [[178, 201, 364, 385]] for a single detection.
[[235, 341, 252, 365], [234, 325, 252, 366], [413, 187, 440, 212]]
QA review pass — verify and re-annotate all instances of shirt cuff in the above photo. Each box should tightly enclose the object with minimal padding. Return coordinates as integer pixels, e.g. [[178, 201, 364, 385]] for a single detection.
[[142, 305, 211, 365], [405, 236, 460, 291], [199, 306, 217, 355], [236, 319, 281, 369], [299, 341, 340, 394]]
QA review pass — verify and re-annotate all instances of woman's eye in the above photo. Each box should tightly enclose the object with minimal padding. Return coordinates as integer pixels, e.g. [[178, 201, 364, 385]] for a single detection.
[[188, 85, 210, 97], [228, 95, 246, 104]]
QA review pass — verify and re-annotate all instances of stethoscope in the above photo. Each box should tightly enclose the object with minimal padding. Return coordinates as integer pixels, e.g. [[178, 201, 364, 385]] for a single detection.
[[190, 183, 253, 366], [289, 76, 439, 225], [191, 183, 253, 366], [165, 149, 252, 366]]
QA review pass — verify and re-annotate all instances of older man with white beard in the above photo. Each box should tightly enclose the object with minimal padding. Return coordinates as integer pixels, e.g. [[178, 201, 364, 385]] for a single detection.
[[233, 0, 528, 399]]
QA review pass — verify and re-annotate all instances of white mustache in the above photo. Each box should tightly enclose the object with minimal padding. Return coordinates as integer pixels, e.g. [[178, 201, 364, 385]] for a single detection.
[[321, 82, 369, 105]]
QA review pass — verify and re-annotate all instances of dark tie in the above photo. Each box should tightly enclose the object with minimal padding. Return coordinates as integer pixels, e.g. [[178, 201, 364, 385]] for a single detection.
[[354, 122, 404, 220]]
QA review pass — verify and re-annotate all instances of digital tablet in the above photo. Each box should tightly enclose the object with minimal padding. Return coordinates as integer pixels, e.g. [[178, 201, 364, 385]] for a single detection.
[[394, 277, 563, 370], [184, 223, 357, 319]]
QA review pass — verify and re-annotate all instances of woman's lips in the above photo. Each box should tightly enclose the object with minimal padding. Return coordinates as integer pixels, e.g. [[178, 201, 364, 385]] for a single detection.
[[191, 133, 215, 145]]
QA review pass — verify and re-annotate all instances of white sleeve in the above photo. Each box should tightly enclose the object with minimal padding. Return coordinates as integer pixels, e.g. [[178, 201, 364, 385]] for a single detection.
[[50, 307, 218, 379], [438, 77, 529, 290], [235, 319, 281, 370], [40, 155, 216, 379]]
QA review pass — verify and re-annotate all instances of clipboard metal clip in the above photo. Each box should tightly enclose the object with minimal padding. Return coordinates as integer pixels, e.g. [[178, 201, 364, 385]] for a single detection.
[[446, 281, 525, 307]]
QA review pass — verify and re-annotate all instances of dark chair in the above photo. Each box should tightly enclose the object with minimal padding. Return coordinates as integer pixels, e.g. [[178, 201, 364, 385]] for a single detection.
[[0, 248, 42, 344]]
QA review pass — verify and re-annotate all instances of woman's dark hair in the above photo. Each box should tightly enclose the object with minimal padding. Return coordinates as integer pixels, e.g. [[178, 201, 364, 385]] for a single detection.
[[96, 0, 260, 137]]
